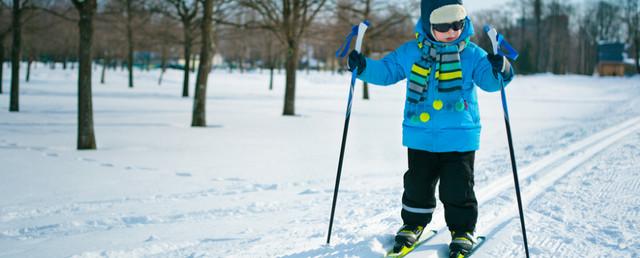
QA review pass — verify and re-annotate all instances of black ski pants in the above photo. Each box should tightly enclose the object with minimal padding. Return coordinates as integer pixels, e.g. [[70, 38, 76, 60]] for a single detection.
[[401, 148, 478, 233]]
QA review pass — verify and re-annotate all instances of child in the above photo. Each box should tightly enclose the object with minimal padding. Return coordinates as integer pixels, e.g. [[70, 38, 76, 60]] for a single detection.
[[347, 0, 514, 256]]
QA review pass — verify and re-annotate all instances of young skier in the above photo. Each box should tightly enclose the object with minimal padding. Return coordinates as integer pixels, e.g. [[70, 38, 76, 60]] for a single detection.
[[347, 0, 514, 256]]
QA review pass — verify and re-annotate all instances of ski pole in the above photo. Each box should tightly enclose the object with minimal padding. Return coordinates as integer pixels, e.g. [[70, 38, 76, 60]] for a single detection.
[[485, 25, 530, 258], [327, 20, 369, 245]]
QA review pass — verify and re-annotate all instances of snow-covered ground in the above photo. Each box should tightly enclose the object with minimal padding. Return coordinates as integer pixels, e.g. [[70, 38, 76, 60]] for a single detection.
[[1, 63, 639, 258]]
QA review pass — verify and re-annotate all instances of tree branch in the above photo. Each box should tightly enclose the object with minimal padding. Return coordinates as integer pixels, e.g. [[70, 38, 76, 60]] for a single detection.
[[33, 6, 78, 23]]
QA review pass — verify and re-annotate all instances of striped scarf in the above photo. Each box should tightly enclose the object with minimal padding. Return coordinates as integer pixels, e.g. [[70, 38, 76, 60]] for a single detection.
[[407, 32, 469, 104]]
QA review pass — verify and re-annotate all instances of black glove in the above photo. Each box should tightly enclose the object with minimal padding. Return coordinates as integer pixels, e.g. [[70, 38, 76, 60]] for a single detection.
[[347, 50, 366, 75], [487, 53, 512, 79]]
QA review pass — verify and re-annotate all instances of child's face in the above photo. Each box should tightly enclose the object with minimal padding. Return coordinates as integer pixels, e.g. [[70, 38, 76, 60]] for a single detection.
[[432, 28, 462, 43]]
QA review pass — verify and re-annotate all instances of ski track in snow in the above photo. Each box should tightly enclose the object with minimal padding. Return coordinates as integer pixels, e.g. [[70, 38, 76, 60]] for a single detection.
[[382, 116, 640, 258], [0, 130, 634, 256], [1, 69, 640, 257], [468, 117, 640, 258], [0, 177, 333, 240], [481, 132, 640, 258], [0, 139, 158, 172]]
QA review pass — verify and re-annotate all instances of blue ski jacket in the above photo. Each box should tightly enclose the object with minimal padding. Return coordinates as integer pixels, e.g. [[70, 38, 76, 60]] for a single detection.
[[358, 17, 514, 152]]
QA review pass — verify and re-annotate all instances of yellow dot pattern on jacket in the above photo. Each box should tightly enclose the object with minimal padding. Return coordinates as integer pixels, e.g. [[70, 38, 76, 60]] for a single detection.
[[420, 112, 430, 122], [433, 100, 443, 110]]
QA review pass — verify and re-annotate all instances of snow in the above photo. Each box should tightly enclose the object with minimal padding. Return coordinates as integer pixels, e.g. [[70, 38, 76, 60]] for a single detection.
[[1, 63, 640, 258]]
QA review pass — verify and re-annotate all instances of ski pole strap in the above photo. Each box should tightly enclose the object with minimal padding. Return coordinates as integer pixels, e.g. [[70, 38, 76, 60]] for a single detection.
[[484, 24, 519, 61], [335, 25, 359, 58], [496, 34, 519, 60]]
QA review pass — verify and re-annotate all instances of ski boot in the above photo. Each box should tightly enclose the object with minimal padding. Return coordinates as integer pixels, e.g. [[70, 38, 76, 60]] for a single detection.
[[449, 231, 476, 258], [391, 224, 424, 254]]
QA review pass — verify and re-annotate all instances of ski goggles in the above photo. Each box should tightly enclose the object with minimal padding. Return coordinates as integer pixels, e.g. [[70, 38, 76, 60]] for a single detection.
[[432, 19, 465, 33]]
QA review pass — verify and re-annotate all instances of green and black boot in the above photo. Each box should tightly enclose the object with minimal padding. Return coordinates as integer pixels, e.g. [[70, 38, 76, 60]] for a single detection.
[[391, 224, 424, 254], [449, 231, 476, 258]]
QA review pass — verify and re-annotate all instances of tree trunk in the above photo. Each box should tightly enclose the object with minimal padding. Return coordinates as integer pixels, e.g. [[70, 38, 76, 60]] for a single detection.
[[283, 40, 299, 116], [26, 55, 32, 82], [158, 41, 167, 85], [534, 0, 541, 73], [269, 65, 274, 90], [182, 20, 192, 97], [100, 54, 108, 84], [520, 5, 525, 53], [0, 38, 4, 94], [361, 0, 371, 100], [126, 0, 134, 88], [267, 40, 274, 90], [191, 0, 214, 127], [362, 48, 371, 100], [73, 0, 97, 150], [191, 53, 196, 72], [10, 0, 21, 112], [362, 81, 369, 99], [330, 56, 335, 75], [305, 46, 310, 75], [635, 36, 640, 74]]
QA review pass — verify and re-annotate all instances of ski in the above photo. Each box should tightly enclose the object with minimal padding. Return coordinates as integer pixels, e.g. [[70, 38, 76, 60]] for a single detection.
[[385, 230, 438, 258], [449, 236, 486, 258]]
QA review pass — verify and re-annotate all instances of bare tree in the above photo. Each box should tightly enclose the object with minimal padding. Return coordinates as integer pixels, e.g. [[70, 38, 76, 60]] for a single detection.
[[5, 2, 69, 85], [102, 0, 149, 88], [72, 0, 97, 150], [0, 32, 6, 95], [625, 0, 639, 73], [543, 0, 572, 74], [337, 0, 413, 100], [533, 0, 542, 72], [93, 6, 124, 85], [191, 0, 215, 127], [163, 0, 199, 97], [263, 32, 283, 90], [516, 0, 529, 52], [152, 15, 180, 85], [125, 0, 134, 87], [0, 1, 11, 95], [240, 0, 328, 116], [595, 0, 622, 42], [94, 30, 115, 84], [9, 0, 34, 112]]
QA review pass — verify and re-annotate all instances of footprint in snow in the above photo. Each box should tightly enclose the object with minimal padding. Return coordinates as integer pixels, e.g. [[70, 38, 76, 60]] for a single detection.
[[176, 172, 192, 177], [124, 166, 156, 171], [298, 189, 321, 195], [78, 157, 96, 162]]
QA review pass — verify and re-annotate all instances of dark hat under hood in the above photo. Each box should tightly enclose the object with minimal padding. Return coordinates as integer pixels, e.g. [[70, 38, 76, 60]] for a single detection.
[[421, 0, 467, 34]]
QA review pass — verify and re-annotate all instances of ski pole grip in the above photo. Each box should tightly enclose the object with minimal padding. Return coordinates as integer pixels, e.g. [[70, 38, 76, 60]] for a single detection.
[[354, 21, 369, 53], [484, 24, 519, 60], [484, 25, 499, 55]]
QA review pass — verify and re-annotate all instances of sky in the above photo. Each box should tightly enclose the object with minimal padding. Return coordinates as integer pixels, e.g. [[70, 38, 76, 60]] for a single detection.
[[464, 0, 512, 13]]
